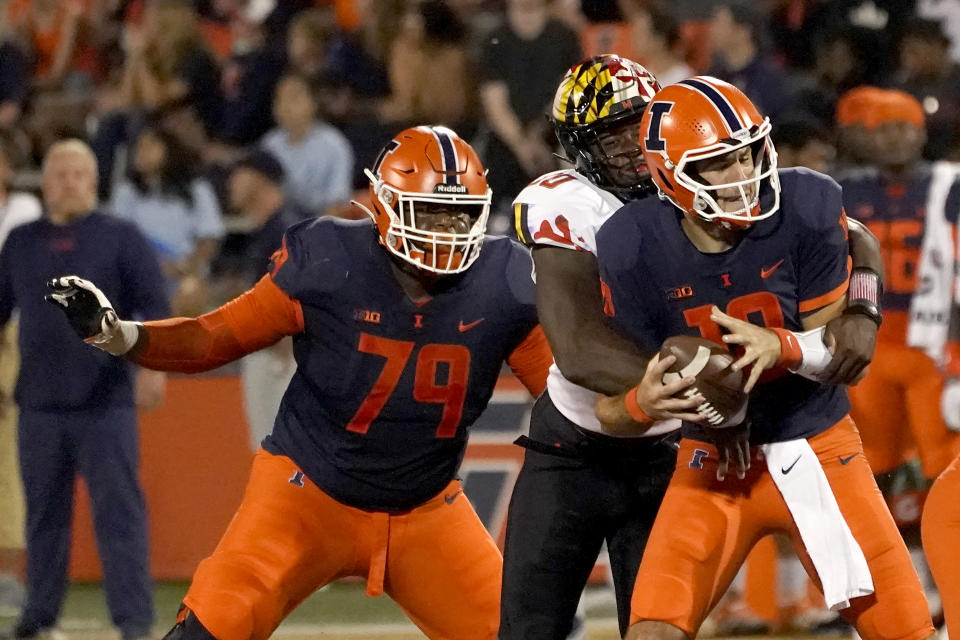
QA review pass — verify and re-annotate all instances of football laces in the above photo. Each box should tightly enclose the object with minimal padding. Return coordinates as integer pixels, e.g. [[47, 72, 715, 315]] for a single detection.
[[681, 385, 725, 426]]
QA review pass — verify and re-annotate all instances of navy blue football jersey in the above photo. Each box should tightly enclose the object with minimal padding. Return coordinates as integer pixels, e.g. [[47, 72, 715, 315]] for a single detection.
[[596, 168, 851, 444], [839, 163, 960, 312], [263, 218, 540, 511]]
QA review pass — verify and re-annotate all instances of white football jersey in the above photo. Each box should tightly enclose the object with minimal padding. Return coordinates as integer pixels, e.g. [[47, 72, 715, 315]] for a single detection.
[[514, 169, 679, 437]]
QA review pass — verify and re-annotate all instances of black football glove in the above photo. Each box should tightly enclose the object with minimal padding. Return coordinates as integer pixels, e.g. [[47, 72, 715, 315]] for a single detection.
[[45, 276, 139, 355]]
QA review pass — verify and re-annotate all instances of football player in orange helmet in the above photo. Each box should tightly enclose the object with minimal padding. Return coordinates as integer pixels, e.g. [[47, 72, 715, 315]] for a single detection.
[[356, 125, 492, 275], [45, 124, 552, 640], [641, 76, 780, 229], [593, 77, 932, 640]]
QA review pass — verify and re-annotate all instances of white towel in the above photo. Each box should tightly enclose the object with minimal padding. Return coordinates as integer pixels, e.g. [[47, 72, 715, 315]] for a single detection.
[[906, 161, 960, 363], [760, 439, 874, 610]]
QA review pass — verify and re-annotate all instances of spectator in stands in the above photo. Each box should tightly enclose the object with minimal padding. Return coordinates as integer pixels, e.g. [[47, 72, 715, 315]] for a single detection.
[[792, 26, 876, 130], [708, 3, 789, 120], [261, 73, 354, 218], [5, 0, 94, 88], [772, 116, 836, 174], [380, 0, 477, 135], [217, 1, 286, 145], [0, 139, 40, 247], [285, 7, 339, 83], [0, 34, 29, 133], [323, 0, 397, 102], [0, 138, 40, 619], [224, 150, 301, 450], [0, 139, 168, 640], [625, 3, 693, 86], [118, 0, 222, 135], [577, 1, 634, 61], [893, 17, 960, 159], [109, 124, 224, 315], [479, 0, 582, 219]]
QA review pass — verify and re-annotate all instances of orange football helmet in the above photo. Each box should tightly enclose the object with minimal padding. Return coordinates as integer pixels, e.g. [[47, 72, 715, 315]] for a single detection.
[[357, 126, 492, 274], [640, 76, 780, 227]]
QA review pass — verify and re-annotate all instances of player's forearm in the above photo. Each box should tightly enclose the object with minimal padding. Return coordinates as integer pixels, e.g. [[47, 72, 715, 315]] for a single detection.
[[551, 321, 650, 395], [128, 313, 252, 373], [533, 247, 650, 394], [129, 276, 303, 373], [848, 217, 884, 280]]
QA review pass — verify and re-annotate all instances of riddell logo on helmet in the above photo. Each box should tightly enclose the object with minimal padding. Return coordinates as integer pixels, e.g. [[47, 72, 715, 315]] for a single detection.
[[433, 184, 468, 194]]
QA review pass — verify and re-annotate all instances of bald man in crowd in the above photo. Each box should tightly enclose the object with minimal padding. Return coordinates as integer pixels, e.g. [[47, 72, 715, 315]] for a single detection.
[[0, 140, 169, 640]]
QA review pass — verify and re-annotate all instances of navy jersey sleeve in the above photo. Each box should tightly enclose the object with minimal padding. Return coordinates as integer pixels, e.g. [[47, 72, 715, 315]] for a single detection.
[[790, 171, 851, 313], [118, 221, 171, 320], [269, 219, 351, 301]]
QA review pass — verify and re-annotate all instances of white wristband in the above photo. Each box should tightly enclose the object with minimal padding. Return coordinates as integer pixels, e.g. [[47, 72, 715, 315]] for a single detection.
[[88, 319, 141, 356], [788, 326, 833, 381]]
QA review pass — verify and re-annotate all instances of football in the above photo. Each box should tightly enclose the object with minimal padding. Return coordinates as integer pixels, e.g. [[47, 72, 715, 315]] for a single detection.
[[659, 336, 748, 428]]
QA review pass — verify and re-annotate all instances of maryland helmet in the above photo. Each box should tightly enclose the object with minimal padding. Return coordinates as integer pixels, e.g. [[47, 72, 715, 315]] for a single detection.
[[640, 76, 780, 227], [552, 54, 661, 199], [358, 126, 491, 274]]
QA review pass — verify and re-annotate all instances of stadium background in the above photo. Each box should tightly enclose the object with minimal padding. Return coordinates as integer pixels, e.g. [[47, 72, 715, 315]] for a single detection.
[[2, 0, 959, 637]]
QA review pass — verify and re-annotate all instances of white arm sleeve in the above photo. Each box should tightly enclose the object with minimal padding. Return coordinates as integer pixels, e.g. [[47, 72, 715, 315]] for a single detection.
[[789, 326, 834, 381]]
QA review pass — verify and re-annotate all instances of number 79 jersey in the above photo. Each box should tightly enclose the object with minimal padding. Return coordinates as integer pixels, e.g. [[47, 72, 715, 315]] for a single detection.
[[265, 218, 544, 512]]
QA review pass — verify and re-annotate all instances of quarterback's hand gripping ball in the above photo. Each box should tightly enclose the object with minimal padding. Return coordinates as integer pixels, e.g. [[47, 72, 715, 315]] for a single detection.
[[659, 335, 748, 429]]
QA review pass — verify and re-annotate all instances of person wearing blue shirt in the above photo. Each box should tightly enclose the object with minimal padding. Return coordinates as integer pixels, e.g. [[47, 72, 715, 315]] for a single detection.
[[0, 140, 170, 640], [260, 74, 354, 217]]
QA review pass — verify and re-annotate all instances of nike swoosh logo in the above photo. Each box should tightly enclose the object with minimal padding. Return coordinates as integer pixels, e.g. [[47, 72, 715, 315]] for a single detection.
[[781, 455, 801, 475], [761, 259, 785, 279], [458, 318, 485, 332], [444, 490, 462, 504], [839, 453, 857, 465]]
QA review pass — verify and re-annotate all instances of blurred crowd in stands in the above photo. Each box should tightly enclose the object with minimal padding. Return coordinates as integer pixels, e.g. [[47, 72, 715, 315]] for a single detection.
[[1, 0, 960, 313], [5, 0, 960, 633]]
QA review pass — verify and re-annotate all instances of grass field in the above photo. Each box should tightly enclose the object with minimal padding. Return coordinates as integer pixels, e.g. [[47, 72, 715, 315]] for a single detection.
[[0, 581, 833, 639], [0, 581, 625, 639]]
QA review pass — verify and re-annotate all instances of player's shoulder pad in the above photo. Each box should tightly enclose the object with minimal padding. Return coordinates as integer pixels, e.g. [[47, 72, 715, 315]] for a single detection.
[[270, 217, 359, 297], [480, 235, 536, 306], [512, 169, 614, 247], [778, 167, 845, 232]]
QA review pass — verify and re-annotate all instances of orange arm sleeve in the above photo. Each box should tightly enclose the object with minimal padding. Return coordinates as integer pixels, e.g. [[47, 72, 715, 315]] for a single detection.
[[131, 275, 305, 373], [506, 325, 553, 397]]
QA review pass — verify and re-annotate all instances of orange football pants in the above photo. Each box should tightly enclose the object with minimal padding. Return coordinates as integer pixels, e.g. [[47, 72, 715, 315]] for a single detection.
[[182, 449, 502, 640], [850, 340, 960, 479], [922, 452, 960, 639], [629, 417, 933, 640]]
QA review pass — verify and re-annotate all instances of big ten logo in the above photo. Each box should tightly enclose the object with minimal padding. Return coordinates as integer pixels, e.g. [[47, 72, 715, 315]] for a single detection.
[[667, 285, 694, 300], [354, 309, 382, 324], [461, 373, 611, 583]]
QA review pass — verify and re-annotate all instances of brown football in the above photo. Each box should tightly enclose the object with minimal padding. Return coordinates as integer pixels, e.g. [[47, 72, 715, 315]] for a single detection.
[[659, 335, 748, 428]]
